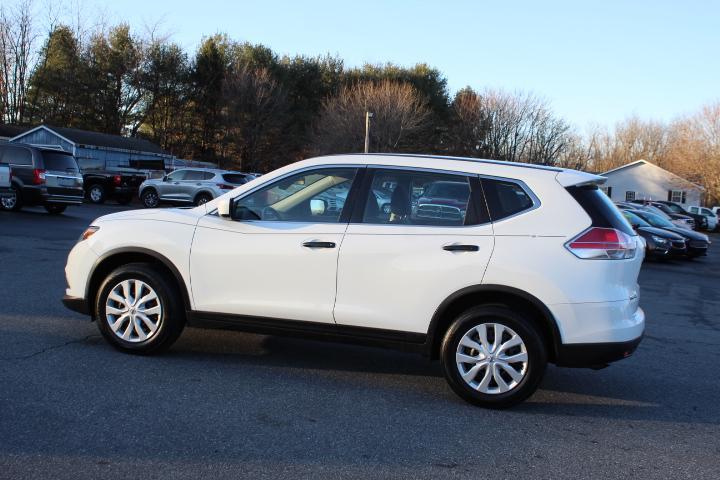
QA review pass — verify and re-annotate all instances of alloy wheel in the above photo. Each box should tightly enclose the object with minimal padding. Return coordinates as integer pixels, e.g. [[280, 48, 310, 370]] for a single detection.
[[1, 192, 17, 210], [90, 186, 104, 202], [105, 279, 163, 343], [455, 323, 528, 394]]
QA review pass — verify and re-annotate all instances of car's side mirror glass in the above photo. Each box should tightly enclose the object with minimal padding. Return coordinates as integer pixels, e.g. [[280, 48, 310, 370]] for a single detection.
[[310, 198, 326, 215]]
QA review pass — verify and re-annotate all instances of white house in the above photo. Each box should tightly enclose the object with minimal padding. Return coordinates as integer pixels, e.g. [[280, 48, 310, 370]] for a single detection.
[[601, 160, 704, 207]]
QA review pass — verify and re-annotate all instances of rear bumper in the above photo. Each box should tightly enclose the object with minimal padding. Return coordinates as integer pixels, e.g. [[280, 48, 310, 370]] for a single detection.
[[22, 185, 84, 205], [555, 335, 643, 367]]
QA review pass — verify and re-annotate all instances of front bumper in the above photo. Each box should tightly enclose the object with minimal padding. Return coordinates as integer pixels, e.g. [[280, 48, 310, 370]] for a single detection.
[[62, 295, 89, 315]]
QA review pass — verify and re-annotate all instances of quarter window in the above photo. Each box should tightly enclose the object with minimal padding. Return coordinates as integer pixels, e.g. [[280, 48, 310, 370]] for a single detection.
[[482, 178, 534, 221], [360, 169, 478, 226], [233, 168, 357, 223]]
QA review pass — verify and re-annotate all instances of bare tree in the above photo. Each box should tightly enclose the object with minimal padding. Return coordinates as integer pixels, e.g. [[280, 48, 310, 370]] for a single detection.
[[446, 87, 487, 156], [314, 80, 431, 154], [479, 89, 571, 165], [221, 63, 289, 171], [0, 0, 38, 124]]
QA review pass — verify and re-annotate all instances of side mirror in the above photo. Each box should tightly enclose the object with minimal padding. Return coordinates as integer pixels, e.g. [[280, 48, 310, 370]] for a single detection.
[[217, 197, 232, 218], [162, 175, 169, 182], [310, 198, 327, 215]]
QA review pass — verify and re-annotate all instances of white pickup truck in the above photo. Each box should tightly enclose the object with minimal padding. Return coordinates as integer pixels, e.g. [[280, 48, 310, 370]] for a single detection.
[[0, 162, 11, 199]]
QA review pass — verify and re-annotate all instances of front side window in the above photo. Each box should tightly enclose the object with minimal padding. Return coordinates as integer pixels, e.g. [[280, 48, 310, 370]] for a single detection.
[[233, 168, 357, 223], [361, 169, 477, 226], [166, 170, 187, 181]]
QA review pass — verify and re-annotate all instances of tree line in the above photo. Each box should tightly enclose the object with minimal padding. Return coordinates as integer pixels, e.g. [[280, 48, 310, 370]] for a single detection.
[[1, 1, 718, 202]]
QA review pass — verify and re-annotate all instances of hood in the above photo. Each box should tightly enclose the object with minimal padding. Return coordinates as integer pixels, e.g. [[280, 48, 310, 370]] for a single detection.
[[637, 226, 684, 240], [660, 226, 709, 241], [93, 206, 204, 226]]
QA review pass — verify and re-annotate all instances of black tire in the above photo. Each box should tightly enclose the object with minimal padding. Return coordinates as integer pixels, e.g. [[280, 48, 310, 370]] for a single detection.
[[87, 184, 106, 204], [1, 185, 22, 211], [440, 305, 547, 409], [194, 192, 213, 206], [44, 204, 67, 214], [94, 263, 185, 355], [141, 188, 160, 208], [116, 195, 132, 205]]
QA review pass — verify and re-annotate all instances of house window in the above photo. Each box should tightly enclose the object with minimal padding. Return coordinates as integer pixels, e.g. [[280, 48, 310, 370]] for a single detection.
[[625, 191, 636, 201], [670, 190, 686, 204]]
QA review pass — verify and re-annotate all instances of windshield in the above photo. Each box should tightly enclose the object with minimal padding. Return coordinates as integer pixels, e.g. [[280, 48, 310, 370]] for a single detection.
[[664, 203, 685, 214], [623, 210, 650, 228], [640, 211, 675, 228], [41, 151, 79, 172]]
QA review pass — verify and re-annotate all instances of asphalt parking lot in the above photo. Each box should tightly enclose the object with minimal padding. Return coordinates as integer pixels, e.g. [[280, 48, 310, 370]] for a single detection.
[[1, 203, 719, 479]]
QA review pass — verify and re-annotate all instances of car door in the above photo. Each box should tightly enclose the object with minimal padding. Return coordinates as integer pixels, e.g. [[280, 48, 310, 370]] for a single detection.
[[190, 166, 360, 323], [159, 170, 188, 201], [177, 170, 206, 201], [334, 168, 495, 334]]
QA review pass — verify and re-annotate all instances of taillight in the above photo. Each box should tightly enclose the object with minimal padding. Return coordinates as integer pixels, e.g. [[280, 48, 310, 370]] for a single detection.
[[565, 227, 637, 260], [32, 169, 46, 185], [113, 175, 122, 186], [216, 183, 235, 190]]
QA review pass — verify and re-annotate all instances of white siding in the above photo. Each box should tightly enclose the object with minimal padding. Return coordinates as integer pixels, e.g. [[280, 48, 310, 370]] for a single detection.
[[603, 162, 703, 207]]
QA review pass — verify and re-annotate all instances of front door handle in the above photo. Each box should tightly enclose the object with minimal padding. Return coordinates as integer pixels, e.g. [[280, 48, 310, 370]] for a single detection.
[[443, 244, 479, 252], [302, 241, 336, 249]]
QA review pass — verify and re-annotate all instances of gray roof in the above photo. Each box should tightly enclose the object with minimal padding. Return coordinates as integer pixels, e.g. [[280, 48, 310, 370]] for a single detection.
[[0, 124, 30, 138], [42, 125, 168, 155]]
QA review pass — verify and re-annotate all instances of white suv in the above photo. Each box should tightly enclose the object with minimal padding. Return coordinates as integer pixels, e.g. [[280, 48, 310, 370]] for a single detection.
[[63, 154, 645, 408]]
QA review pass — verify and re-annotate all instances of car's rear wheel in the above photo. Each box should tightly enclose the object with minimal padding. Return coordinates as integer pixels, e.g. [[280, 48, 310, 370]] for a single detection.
[[141, 189, 159, 208], [1, 186, 22, 211], [88, 184, 106, 204], [95, 263, 185, 354], [194, 193, 213, 206], [44, 204, 67, 214], [441, 305, 547, 408]]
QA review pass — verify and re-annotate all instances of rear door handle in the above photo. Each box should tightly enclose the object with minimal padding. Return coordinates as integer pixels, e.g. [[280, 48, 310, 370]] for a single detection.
[[302, 241, 336, 249], [443, 244, 479, 252]]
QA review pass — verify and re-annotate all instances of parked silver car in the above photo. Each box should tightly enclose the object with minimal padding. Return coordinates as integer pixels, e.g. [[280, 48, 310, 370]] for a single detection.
[[139, 168, 255, 208]]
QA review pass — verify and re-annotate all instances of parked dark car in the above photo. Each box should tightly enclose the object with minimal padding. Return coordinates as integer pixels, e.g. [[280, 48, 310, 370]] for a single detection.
[[628, 209, 711, 257], [632, 200, 707, 231], [653, 200, 710, 230], [83, 170, 147, 205], [0, 143, 83, 214], [621, 210, 687, 259]]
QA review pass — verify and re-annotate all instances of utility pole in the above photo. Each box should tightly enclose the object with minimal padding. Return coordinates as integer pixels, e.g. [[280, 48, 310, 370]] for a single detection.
[[364, 111, 373, 153]]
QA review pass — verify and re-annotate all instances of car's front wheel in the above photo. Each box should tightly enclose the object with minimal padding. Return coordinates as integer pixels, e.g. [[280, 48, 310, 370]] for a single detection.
[[141, 189, 159, 208], [441, 305, 547, 408], [95, 263, 185, 354], [87, 184, 106, 204]]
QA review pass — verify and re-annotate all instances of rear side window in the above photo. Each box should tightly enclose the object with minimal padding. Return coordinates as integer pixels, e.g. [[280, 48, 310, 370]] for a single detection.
[[360, 169, 482, 226], [183, 170, 206, 181], [481, 178, 534, 221], [566, 185, 635, 235], [1, 146, 32, 166], [41, 151, 78, 172], [222, 173, 248, 184]]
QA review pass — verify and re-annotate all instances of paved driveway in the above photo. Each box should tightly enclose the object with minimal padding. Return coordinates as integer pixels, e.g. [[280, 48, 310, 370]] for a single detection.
[[1, 205, 719, 479]]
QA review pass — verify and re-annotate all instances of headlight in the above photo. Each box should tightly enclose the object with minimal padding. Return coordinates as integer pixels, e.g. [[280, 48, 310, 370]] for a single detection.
[[651, 235, 669, 245], [78, 226, 99, 242]]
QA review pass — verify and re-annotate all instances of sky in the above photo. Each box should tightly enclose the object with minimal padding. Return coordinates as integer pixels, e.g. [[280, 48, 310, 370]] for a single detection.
[[57, 0, 720, 129]]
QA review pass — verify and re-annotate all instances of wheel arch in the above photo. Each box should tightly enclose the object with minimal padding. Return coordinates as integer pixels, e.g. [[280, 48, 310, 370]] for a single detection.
[[86, 248, 192, 317], [427, 285, 561, 362]]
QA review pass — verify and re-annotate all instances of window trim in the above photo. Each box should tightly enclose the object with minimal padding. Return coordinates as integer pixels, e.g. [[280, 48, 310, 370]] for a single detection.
[[215, 164, 364, 224]]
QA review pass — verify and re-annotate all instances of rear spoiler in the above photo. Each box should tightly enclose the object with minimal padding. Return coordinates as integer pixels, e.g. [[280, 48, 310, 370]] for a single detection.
[[555, 170, 606, 187]]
